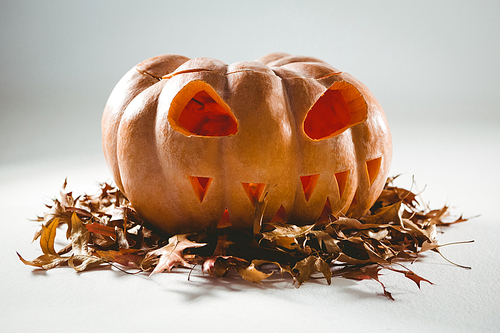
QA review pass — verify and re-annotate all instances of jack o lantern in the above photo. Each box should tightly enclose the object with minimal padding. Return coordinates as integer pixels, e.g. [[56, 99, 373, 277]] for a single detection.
[[102, 53, 392, 235]]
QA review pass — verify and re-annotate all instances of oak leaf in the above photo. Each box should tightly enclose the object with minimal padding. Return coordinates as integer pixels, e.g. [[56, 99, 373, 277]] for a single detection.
[[293, 256, 331, 286], [69, 213, 90, 256], [261, 224, 313, 250], [96, 249, 145, 268], [342, 265, 394, 300], [18, 178, 470, 300], [202, 234, 234, 275], [144, 234, 206, 275], [361, 201, 403, 226], [388, 267, 433, 289]]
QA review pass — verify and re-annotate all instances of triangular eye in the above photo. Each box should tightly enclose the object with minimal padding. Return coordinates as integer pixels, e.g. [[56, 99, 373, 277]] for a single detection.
[[303, 81, 367, 140], [168, 80, 238, 137]]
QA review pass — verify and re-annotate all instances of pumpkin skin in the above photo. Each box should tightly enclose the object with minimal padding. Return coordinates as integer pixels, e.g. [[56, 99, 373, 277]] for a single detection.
[[102, 53, 392, 235]]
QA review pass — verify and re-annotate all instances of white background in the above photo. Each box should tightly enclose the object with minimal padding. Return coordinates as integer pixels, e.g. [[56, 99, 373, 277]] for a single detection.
[[1, 1, 499, 332]]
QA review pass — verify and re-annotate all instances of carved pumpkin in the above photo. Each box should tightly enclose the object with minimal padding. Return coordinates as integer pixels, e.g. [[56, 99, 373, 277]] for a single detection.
[[102, 53, 392, 235]]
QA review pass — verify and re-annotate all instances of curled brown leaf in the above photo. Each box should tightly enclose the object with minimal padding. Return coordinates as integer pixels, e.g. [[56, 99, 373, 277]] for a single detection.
[[18, 178, 471, 300]]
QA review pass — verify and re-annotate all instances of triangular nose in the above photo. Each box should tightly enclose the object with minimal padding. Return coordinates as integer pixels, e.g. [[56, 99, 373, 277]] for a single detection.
[[189, 176, 213, 202], [300, 174, 320, 201]]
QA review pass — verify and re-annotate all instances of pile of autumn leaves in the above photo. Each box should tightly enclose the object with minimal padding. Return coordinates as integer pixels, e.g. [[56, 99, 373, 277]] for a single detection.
[[18, 177, 468, 300]]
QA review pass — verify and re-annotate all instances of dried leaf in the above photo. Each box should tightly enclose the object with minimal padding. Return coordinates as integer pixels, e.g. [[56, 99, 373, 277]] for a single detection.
[[236, 262, 273, 284], [85, 222, 116, 237], [212, 256, 247, 278], [42, 200, 66, 227], [70, 213, 90, 255], [96, 249, 145, 268], [19, 178, 471, 300], [144, 234, 206, 275], [342, 265, 394, 301], [309, 230, 341, 255], [251, 259, 293, 276], [387, 266, 433, 289], [115, 227, 130, 249], [68, 255, 104, 272], [253, 184, 275, 234], [330, 217, 364, 229], [437, 214, 469, 226], [293, 256, 331, 286], [17, 252, 68, 270], [420, 240, 440, 253], [404, 270, 433, 289], [40, 217, 60, 255], [261, 224, 313, 250], [60, 178, 75, 208], [202, 234, 234, 275], [361, 201, 404, 226]]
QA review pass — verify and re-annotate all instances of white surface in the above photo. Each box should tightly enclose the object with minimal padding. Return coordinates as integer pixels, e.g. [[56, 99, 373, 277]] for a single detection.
[[2, 121, 499, 333], [1, 1, 499, 332]]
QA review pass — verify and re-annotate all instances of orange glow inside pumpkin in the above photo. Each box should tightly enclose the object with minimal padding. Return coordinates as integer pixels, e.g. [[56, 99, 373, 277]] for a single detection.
[[303, 82, 367, 140], [303, 89, 350, 140], [189, 176, 213, 203], [270, 204, 287, 224], [217, 209, 232, 228], [318, 198, 332, 223], [349, 190, 359, 210], [241, 182, 266, 207], [178, 91, 238, 136], [300, 174, 320, 201], [366, 157, 382, 186], [334, 170, 350, 198]]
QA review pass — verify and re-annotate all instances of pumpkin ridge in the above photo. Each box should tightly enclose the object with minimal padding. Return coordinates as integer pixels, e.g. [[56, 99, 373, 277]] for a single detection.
[[315, 71, 343, 80], [163, 68, 284, 81], [162, 68, 220, 80], [103, 53, 392, 234], [136, 69, 162, 81]]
